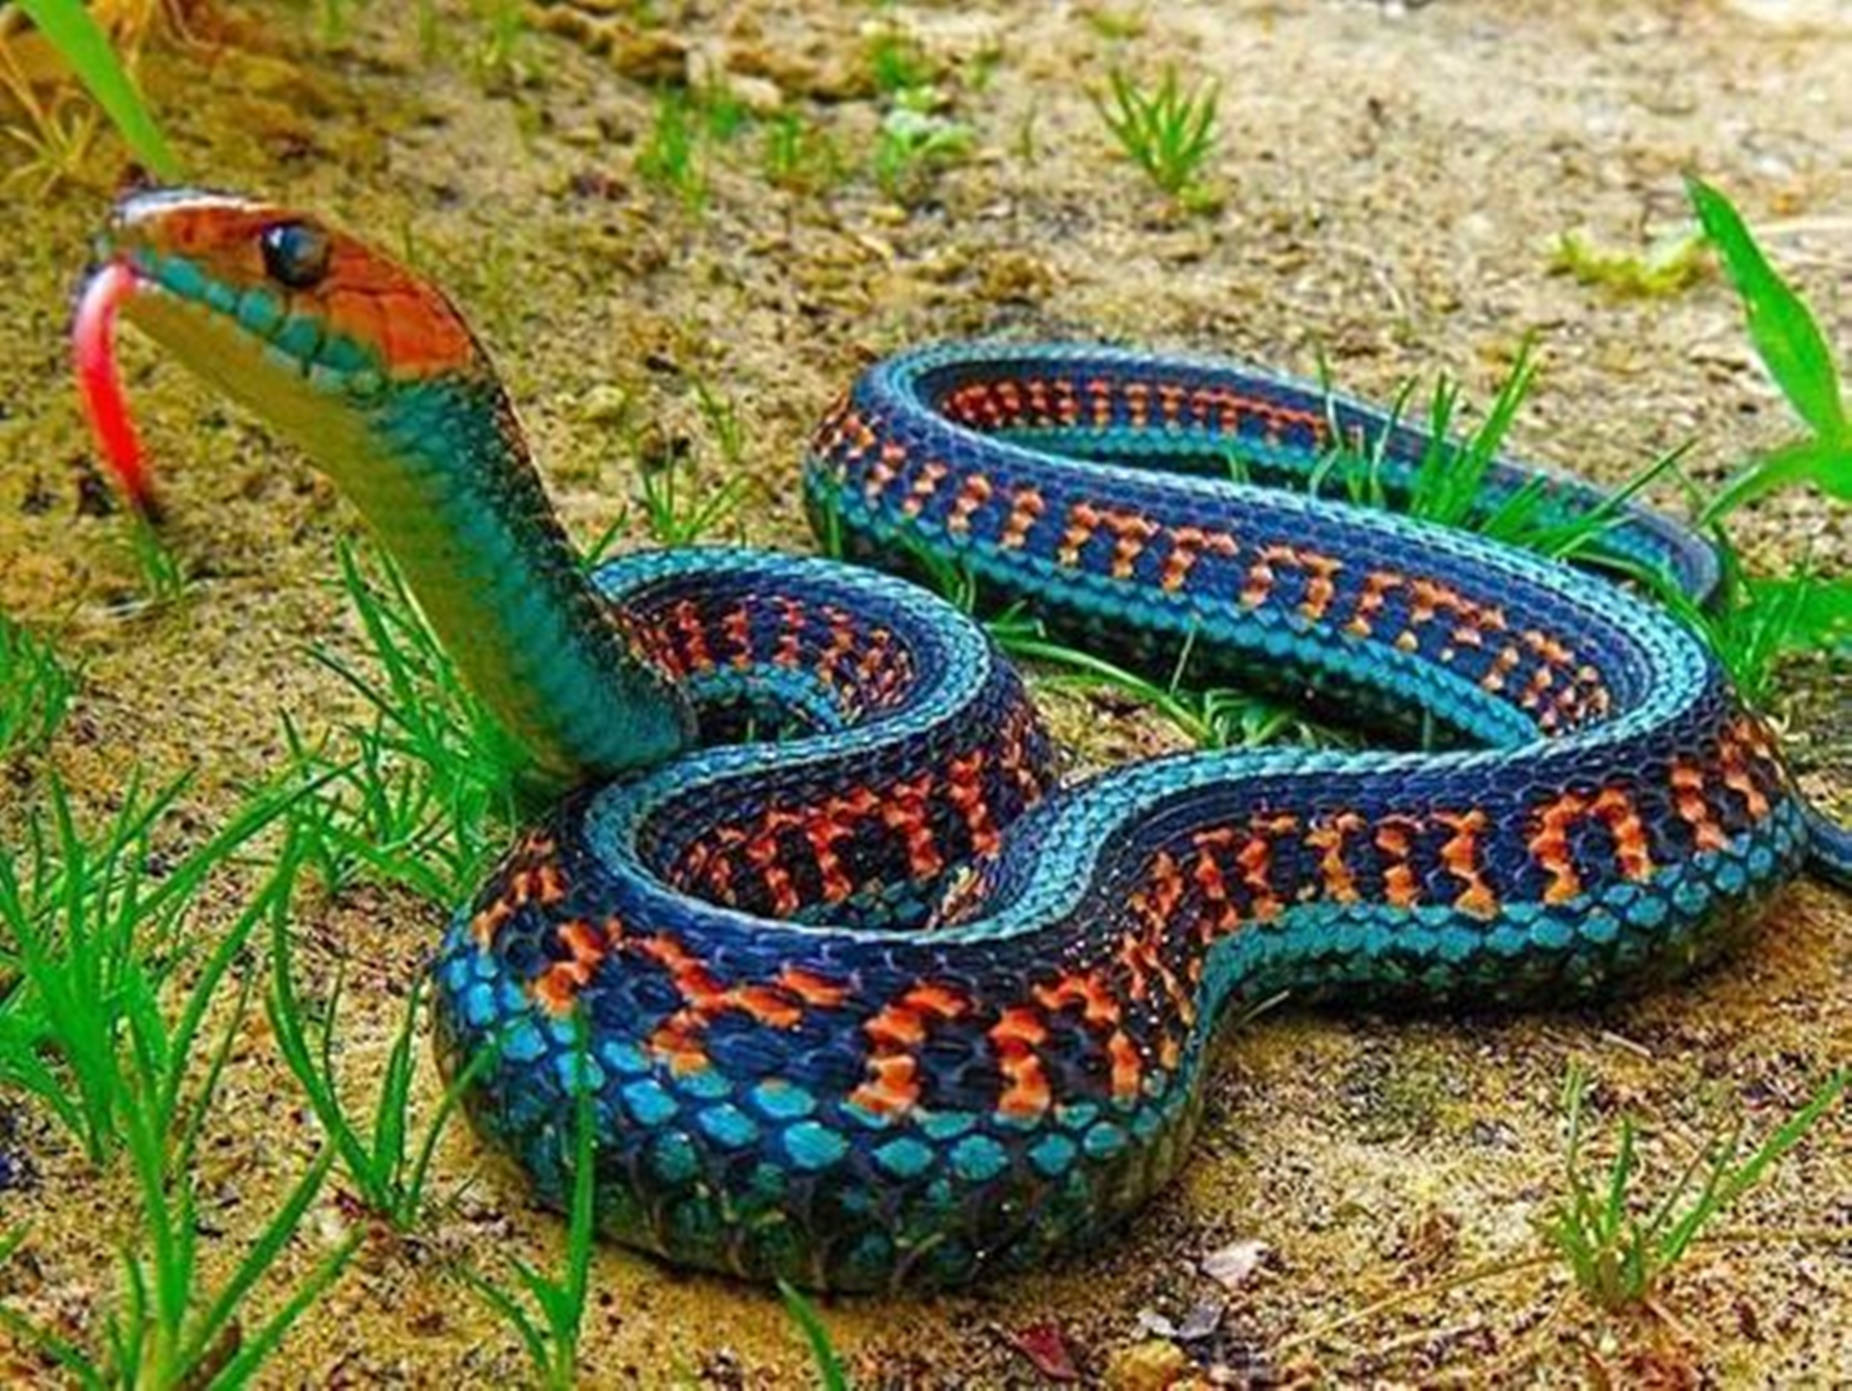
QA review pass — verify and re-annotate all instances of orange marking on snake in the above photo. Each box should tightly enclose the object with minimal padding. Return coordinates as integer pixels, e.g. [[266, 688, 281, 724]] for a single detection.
[[1435, 810, 1499, 919], [1481, 644, 1523, 695], [882, 771, 943, 878], [723, 604, 753, 670], [1719, 725, 1772, 821], [1345, 569, 1401, 638], [851, 983, 968, 1117], [1305, 812, 1367, 905], [1123, 381, 1151, 428], [778, 967, 850, 1008], [1103, 509, 1162, 580], [1086, 377, 1113, 427], [1671, 760, 1729, 852], [945, 472, 994, 537], [1034, 972, 1122, 1028], [1024, 377, 1052, 424], [901, 460, 949, 518], [1107, 1029, 1143, 1101], [673, 597, 714, 673], [990, 1006, 1054, 1119], [849, 1053, 920, 1115], [1057, 500, 1102, 567], [531, 916, 609, 1015], [1527, 786, 1656, 904], [774, 596, 805, 669], [1236, 814, 1298, 920], [1375, 815, 1424, 909], [1000, 487, 1045, 549], [945, 748, 1000, 855], [1297, 550, 1344, 623]]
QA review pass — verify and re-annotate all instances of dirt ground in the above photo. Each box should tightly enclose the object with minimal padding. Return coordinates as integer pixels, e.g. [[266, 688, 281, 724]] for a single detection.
[[0, 0, 1848, 1385]]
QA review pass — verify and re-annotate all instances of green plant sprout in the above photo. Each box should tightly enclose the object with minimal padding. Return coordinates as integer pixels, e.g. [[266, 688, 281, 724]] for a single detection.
[[458, 1017, 598, 1391], [1094, 67, 1218, 206], [778, 1281, 850, 1390], [1689, 176, 1852, 524], [872, 99, 973, 204], [761, 111, 841, 193], [1280, 1064, 1849, 1358], [1550, 228, 1709, 299], [0, 612, 76, 760], [1537, 1065, 1849, 1313], [865, 24, 932, 95], [634, 401, 750, 547], [121, 511, 189, 607], [9, 0, 179, 178], [283, 540, 526, 903], [0, 837, 360, 1389], [0, 772, 299, 1164], [267, 911, 501, 1228], [637, 86, 706, 210]]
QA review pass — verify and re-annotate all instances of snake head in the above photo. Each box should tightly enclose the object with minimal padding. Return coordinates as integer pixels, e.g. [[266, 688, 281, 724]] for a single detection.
[[75, 187, 491, 513]]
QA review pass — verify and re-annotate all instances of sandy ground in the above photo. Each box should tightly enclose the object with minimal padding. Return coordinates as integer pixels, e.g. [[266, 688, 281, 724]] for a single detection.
[[0, 0, 1848, 1385]]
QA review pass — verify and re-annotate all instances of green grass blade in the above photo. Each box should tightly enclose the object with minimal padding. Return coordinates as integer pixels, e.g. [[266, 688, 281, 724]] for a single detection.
[[267, 917, 377, 1201], [185, 1144, 339, 1371], [206, 1229, 361, 1391], [1659, 1071, 1849, 1263], [0, 1299, 105, 1389], [458, 1265, 552, 1374], [1687, 175, 1847, 445], [370, 974, 425, 1199], [170, 970, 255, 1180], [778, 1280, 849, 1391], [13, 0, 181, 179], [1701, 438, 1842, 524], [404, 1035, 502, 1216]]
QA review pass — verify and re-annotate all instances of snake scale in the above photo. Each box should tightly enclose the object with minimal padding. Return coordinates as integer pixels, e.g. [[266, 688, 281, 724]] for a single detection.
[[76, 189, 1849, 1292]]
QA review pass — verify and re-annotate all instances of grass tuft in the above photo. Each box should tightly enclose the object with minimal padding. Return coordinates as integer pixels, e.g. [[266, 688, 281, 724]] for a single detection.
[[1093, 66, 1219, 207], [872, 94, 973, 205], [0, 613, 76, 761], [267, 908, 500, 1228], [0, 818, 358, 1389], [120, 512, 189, 607], [1537, 1065, 1849, 1312], [631, 383, 751, 547], [0, 771, 299, 1165], [866, 25, 933, 96], [458, 1014, 598, 1391], [281, 540, 526, 905], [1688, 176, 1851, 523], [637, 86, 706, 211], [7, 0, 179, 180], [761, 111, 841, 193]]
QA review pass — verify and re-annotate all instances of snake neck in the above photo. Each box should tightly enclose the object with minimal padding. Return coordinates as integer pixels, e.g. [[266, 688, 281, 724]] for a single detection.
[[337, 374, 691, 790]]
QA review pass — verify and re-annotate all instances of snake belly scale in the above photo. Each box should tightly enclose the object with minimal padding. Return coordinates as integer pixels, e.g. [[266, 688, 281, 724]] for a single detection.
[[77, 194, 1845, 1294]]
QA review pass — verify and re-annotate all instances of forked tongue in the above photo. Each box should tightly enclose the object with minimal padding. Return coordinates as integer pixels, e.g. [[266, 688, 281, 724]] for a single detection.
[[74, 262, 155, 514]]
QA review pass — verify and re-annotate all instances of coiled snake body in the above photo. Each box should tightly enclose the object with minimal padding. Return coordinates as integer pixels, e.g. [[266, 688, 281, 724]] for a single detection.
[[78, 191, 1848, 1292]]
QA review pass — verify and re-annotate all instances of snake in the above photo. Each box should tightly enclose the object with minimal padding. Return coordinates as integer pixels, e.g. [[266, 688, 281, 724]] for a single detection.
[[75, 188, 1849, 1294]]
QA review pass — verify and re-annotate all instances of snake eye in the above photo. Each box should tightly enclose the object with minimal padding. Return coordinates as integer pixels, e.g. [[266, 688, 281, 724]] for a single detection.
[[259, 220, 331, 290]]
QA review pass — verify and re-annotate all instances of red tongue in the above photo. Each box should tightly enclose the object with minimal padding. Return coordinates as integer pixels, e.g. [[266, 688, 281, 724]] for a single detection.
[[74, 263, 154, 514]]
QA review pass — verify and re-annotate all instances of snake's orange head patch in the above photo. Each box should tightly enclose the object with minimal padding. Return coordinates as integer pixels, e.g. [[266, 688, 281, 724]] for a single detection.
[[77, 187, 492, 511]]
